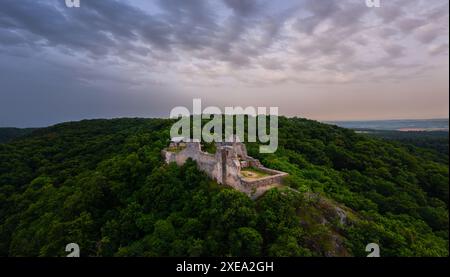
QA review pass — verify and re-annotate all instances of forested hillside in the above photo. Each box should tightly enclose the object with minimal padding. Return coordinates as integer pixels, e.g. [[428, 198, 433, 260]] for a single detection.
[[0, 128, 37, 144], [362, 130, 449, 164], [0, 118, 448, 257]]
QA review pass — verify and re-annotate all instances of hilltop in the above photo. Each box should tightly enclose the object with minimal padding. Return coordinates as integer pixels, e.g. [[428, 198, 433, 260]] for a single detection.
[[0, 117, 447, 256], [0, 128, 37, 144]]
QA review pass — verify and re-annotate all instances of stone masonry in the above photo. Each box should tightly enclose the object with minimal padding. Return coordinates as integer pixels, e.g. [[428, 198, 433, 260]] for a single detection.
[[162, 138, 288, 198]]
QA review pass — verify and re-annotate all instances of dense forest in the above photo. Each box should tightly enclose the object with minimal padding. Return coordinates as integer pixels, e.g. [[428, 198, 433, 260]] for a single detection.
[[362, 130, 449, 163], [0, 117, 448, 257], [0, 128, 37, 144]]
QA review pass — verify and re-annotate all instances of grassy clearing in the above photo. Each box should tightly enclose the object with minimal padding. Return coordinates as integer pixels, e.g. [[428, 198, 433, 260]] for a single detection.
[[241, 167, 271, 179]]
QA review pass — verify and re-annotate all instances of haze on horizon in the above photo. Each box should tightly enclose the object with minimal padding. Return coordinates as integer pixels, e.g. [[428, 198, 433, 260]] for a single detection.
[[0, 0, 448, 128]]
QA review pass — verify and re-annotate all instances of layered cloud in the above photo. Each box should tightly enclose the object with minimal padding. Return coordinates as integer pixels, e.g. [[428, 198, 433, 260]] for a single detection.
[[0, 0, 448, 126]]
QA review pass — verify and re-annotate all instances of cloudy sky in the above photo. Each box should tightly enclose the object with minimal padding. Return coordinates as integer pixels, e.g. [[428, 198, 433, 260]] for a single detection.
[[0, 0, 448, 127]]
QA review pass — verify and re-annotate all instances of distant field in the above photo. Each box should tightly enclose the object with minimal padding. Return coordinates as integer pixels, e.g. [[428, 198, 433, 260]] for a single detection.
[[327, 119, 449, 131]]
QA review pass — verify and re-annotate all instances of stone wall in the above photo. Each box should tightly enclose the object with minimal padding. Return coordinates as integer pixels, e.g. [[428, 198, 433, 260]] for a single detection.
[[240, 170, 288, 188], [162, 142, 224, 184], [162, 141, 288, 198], [221, 146, 243, 189], [196, 151, 222, 183]]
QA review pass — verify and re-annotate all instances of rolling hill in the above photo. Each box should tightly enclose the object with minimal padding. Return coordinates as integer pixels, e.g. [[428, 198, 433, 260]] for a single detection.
[[0, 117, 447, 257], [0, 128, 37, 144]]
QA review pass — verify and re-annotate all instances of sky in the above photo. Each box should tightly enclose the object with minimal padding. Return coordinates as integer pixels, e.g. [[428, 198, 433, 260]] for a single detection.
[[0, 0, 448, 127]]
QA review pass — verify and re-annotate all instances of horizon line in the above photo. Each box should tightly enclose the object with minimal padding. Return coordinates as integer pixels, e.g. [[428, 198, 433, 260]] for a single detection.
[[0, 116, 448, 129]]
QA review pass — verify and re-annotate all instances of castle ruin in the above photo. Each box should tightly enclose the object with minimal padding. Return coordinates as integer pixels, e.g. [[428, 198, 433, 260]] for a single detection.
[[162, 137, 288, 199]]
